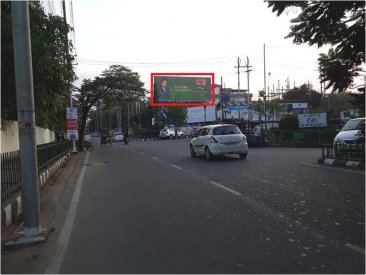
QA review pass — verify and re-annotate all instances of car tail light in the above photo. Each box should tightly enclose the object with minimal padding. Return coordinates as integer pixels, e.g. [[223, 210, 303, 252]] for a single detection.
[[209, 136, 219, 143]]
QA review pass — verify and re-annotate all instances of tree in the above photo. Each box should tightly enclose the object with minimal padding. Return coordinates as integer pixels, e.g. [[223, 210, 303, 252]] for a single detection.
[[165, 107, 188, 127], [266, 99, 288, 119], [1, 1, 76, 129], [323, 93, 355, 119], [282, 83, 322, 110], [267, 1, 365, 93], [74, 65, 146, 151]]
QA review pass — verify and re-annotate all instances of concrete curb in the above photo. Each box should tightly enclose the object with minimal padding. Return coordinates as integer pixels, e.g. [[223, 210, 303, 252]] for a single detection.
[[1, 153, 70, 228], [318, 158, 365, 170]]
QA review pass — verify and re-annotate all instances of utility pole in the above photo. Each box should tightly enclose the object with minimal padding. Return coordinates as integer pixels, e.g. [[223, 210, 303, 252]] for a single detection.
[[245, 56, 252, 131], [234, 57, 246, 119], [221, 76, 224, 122], [5, 1, 48, 248], [234, 57, 247, 101], [263, 43, 267, 131], [62, 1, 77, 152]]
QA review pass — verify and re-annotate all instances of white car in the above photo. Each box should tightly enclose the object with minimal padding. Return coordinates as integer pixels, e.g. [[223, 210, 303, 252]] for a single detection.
[[112, 132, 124, 142], [333, 117, 365, 156], [190, 124, 248, 160], [159, 127, 184, 139]]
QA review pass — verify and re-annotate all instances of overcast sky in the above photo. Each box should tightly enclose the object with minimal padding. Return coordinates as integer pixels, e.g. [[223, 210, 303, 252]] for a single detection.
[[54, 0, 347, 99]]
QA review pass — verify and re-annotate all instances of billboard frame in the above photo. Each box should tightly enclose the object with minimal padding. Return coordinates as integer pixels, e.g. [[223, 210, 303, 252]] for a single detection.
[[150, 72, 215, 107]]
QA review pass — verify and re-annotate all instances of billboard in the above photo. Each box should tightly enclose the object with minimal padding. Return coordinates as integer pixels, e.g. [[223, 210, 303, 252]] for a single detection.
[[187, 106, 216, 123], [151, 73, 215, 107]]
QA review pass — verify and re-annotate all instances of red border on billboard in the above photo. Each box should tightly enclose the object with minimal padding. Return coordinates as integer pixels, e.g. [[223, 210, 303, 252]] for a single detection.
[[150, 73, 215, 107]]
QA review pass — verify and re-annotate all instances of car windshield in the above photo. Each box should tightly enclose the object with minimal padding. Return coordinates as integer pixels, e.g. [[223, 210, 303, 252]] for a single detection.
[[212, 126, 241, 135], [341, 119, 364, 131]]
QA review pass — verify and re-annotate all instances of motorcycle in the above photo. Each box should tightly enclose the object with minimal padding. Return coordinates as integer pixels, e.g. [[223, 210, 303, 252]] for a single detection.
[[123, 136, 129, 144]]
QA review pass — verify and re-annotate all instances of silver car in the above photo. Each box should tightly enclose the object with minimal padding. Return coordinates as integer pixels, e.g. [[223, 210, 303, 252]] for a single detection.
[[190, 124, 248, 160], [333, 117, 365, 156]]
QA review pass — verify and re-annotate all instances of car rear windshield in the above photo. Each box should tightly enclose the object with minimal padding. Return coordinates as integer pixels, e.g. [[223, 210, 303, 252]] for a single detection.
[[341, 119, 365, 131], [212, 126, 241, 135]]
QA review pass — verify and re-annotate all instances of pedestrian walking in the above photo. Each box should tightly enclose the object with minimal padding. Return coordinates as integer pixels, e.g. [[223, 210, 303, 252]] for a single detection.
[[253, 124, 261, 147]]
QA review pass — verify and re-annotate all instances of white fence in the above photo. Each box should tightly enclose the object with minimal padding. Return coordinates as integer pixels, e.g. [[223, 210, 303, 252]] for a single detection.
[[1, 120, 55, 153]]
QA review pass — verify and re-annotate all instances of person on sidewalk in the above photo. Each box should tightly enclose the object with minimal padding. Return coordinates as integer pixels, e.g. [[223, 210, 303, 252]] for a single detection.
[[253, 124, 262, 147]]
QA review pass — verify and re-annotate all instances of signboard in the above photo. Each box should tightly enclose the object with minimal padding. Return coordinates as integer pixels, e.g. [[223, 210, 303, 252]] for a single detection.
[[66, 107, 78, 140], [293, 103, 308, 109], [151, 73, 215, 107], [298, 113, 327, 128], [227, 105, 248, 111]]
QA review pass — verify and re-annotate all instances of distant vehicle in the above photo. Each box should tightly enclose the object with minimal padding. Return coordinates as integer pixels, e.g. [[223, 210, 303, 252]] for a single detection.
[[333, 117, 365, 156], [178, 126, 193, 137], [91, 132, 100, 137], [190, 124, 248, 160], [159, 126, 183, 139], [112, 132, 124, 142]]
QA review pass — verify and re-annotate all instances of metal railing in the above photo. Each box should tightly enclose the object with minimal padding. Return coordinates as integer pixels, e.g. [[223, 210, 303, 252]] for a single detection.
[[270, 128, 337, 147], [321, 143, 365, 162], [37, 141, 71, 171], [1, 141, 71, 205], [1, 150, 21, 205]]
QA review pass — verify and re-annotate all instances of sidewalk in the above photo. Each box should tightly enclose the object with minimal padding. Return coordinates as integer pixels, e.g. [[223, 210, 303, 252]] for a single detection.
[[1, 151, 87, 274]]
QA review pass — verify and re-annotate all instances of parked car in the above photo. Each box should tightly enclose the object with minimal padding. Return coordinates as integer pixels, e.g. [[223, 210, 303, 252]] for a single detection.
[[178, 126, 193, 137], [190, 124, 248, 160], [112, 132, 124, 142], [159, 126, 183, 139], [333, 117, 365, 156]]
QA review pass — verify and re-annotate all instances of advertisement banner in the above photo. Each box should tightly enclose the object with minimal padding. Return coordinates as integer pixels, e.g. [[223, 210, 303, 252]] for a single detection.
[[298, 113, 327, 128], [66, 107, 78, 140], [151, 73, 215, 107]]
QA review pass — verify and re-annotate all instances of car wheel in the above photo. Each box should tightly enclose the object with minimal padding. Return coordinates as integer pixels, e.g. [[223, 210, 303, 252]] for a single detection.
[[170, 135, 173, 139], [205, 147, 213, 161], [190, 144, 196, 157], [239, 153, 247, 159]]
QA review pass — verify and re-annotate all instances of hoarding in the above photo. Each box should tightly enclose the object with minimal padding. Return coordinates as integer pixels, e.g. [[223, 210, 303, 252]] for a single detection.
[[151, 73, 215, 107], [187, 106, 216, 123], [298, 113, 327, 128]]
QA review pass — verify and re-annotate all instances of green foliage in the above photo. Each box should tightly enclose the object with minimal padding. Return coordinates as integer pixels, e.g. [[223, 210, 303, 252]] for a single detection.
[[267, 1, 365, 93], [324, 93, 355, 119], [279, 114, 299, 130], [266, 99, 287, 115], [75, 65, 146, 150], [164, 107, 188, 127], [318, 48, 361, 93], [283, 83, 321, 110], [1, 1, 76, 129]]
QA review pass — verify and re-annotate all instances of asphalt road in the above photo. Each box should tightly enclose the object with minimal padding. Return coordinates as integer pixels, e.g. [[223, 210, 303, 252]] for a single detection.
[[53, 138, 365, 273]]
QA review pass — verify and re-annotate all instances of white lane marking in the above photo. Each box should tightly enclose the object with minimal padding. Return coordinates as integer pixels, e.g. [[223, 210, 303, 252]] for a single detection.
[[45, 152, 90, 274], [345, 243, 365, 255], [300, 162, 364, 174], [151, 156, 159, 160], [209, 181, 241, 196], [170, 164, 183, 170], [139, 152, 145, 155]]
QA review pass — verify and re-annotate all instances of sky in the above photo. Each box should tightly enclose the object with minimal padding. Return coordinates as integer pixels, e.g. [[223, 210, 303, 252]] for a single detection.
[[49, 0, 362, 100]]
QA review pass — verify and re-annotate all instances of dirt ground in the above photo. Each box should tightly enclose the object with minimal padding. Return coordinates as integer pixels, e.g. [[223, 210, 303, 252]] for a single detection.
[[1, 152, 87, 274]]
